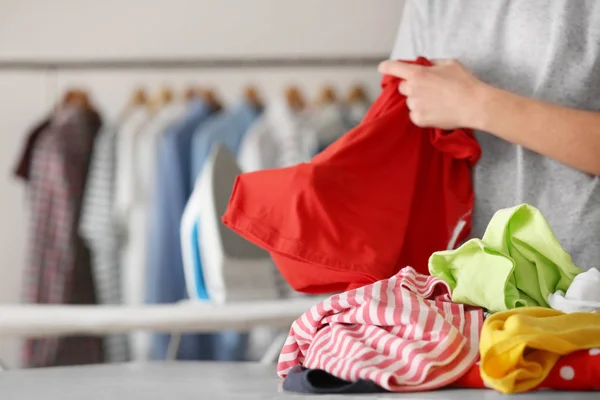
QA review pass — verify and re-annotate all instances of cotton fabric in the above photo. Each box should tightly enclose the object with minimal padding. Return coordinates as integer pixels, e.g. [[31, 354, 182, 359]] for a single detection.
[[480, 307, 600, 393], [223, 57, 480, 294], [283, 366, 385, 394], [277, 267, 483, 392], [429, 204, 582, 312], [456, 350, 600, 391], [548, 268, 600, 313], [237, 100, 308, 172], [117, 104, 185, 361], [79, 123, 128, 363], [23, 106, 104, 367], [392, 0, 600, 273], [145, 100, 213, 360], [13, 117, 51, 181]]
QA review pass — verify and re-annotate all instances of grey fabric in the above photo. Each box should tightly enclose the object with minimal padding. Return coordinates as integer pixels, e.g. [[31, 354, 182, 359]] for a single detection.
[[283, 366, 386, 394], [392, 0, 600, 272]]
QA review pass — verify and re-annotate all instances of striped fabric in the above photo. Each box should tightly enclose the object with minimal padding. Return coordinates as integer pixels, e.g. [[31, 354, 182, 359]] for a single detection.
[[80, 126, 130, 363], [277, 267, 483, 392]]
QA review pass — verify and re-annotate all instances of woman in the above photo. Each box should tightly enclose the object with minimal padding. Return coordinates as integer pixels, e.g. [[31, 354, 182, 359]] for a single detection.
[[380, 0, 600, 271]]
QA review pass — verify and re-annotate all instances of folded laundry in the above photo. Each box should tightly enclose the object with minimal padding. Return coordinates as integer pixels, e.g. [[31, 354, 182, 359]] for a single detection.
[[223, 57, 480, 294], [277, 267, 483, 392], [429, 204, 582, 312], [548, 267, 600, 313], [479, 307, 600, 394]]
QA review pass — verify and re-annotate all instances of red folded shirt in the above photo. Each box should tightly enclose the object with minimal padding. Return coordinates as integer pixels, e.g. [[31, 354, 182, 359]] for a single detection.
[[223, 57, 481, 294]]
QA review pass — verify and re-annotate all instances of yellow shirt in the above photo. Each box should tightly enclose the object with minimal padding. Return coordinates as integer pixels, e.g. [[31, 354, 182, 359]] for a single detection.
[[480, 307, 600, 393]]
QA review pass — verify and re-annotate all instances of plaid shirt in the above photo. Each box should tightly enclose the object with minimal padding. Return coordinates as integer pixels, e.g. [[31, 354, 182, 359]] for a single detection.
[[23, 106, 104, 367]]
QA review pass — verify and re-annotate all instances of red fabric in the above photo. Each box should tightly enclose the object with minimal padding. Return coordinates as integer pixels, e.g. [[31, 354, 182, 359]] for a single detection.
[[454, 350, 600, 391], [223, 57, 481, 294]]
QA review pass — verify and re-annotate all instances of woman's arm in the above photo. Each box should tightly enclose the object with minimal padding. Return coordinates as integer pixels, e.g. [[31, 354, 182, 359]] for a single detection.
[[378, 59, 600, 176]]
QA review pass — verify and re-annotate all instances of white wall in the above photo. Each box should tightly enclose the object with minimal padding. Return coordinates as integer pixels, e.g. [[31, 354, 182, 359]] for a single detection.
[[0, 0, 403, 368]]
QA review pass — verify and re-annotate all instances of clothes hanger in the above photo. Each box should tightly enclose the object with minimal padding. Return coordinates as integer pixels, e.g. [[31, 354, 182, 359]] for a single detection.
[[346, 84, 369, 105], [244, 85, 264, 111], [285, 85, 306, 111], [61, 88, 93, 111], [129, 87, 149, 107], [184, 85, 201, 101], [115, 87, 148, 122], [201, 88, 223, 111], [316, 85, 337, 105], [149, 86, 174, 112]]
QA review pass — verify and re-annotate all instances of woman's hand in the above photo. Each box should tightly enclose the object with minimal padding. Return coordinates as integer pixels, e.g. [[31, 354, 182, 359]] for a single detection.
[[378, 59, 488, 130], [379, 59, 600, 176]]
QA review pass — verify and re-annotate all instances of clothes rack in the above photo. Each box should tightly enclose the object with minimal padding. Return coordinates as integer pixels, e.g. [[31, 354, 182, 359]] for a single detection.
[[0, 55, 387, 71]]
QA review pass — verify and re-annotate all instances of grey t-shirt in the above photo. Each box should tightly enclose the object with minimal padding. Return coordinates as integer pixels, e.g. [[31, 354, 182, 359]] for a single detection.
[[391, 0, 600, 271]]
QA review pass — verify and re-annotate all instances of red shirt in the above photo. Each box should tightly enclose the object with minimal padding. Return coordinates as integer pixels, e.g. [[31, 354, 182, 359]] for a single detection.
[[223, 57, 481, 294]]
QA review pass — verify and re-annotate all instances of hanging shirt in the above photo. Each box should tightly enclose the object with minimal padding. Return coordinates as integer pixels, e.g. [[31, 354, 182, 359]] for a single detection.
[[13, 117, 51, 181], [179, 101, 260, 362], [237, 99, 308, 172], [113, 108, 152, 229], [305, 103, 352, 155], [117, 103, 185, 362], [480, 307, 600, 394], [223, 58, 481, 294], [341, 101, 369, 129], [145, 99, 213, 360], [79, 120, 129, 363], [112, 107, 151, 362], [277, 267, 483, 392], [429, 204, 582, 313], [23, 106, 103, 368], [392, 0, 600, 273]]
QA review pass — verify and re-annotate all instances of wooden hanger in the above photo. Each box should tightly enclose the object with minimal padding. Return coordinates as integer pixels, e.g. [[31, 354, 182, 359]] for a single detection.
[[115, 87, 148, 121], [285, 85, 306, 111], [184, 85, 201, 101], [199, 88, 223, 111], [61, 88, 93, 111], [244, 85, 264, 111], [316, 85, 337, 105], [149, 86, 174, 111], [129, 87, 148, 107], [346, 84, 369, 104]]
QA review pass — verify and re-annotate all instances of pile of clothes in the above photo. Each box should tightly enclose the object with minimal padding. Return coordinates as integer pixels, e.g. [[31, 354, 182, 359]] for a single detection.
[[222, 57, 600, 394], [277, 204, 600, 394]]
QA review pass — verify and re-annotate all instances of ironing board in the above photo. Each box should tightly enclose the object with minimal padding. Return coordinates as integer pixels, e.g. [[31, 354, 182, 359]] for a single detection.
[[0, 298, 321, 364], [0, 362, 596, 399], [0, 299, 319, 336]]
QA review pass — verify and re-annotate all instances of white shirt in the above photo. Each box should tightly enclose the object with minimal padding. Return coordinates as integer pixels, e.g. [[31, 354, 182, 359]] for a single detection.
[[116, 103, 186, 361]]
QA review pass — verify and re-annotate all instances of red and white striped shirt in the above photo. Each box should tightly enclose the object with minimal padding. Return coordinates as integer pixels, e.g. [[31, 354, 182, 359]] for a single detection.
[[277, 267, 483, 392]]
